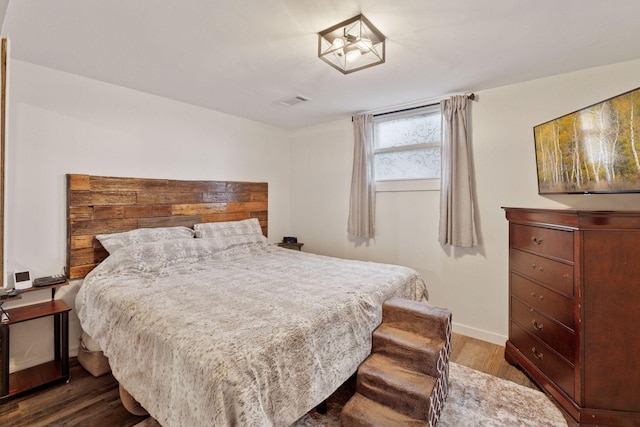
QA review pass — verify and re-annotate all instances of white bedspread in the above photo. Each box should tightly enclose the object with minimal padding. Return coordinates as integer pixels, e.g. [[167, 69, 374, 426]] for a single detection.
[[76, 235, 427, 427]]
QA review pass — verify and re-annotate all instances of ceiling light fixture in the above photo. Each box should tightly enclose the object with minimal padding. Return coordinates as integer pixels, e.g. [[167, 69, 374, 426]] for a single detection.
[[317, 14, 385, 75]]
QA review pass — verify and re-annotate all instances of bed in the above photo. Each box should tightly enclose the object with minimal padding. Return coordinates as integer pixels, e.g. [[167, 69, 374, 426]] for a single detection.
[[69, 174, 428, 427]]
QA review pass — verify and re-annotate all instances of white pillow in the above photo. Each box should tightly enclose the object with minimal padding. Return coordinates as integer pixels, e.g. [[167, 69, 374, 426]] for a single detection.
[[194, 218, 263, 238], [96, 226, 195, 254]]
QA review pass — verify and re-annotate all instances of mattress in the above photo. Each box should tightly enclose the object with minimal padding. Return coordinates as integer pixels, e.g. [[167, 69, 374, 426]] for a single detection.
[[76, 234, 427, 426]]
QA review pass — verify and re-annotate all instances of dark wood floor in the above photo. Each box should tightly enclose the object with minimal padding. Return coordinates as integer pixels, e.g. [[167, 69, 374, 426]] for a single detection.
[[0, 358, 148, 427], [0, 333, 536, 426]]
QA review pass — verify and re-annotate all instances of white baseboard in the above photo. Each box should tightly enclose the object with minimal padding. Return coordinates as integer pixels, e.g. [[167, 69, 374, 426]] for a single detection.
[[452, 322, 507, 346]]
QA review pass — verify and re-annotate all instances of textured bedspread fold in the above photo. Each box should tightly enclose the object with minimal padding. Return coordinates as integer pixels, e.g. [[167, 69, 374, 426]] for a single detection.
[[76, 236, 427, 426]]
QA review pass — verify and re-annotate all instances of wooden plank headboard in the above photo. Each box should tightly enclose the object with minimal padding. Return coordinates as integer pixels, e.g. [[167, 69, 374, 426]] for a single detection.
[[66, 174, 268, 279]]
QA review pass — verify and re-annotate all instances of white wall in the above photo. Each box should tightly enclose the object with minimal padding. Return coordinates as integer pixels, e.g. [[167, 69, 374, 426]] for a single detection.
[[7, 57, 640, 374], [290, 59, 640, 344], [5, 60, 291, 371]]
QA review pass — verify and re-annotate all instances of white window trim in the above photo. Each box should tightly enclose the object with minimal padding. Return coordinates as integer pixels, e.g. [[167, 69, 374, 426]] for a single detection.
[[374, 141, 439, 154], [376, 178, 440, 192]]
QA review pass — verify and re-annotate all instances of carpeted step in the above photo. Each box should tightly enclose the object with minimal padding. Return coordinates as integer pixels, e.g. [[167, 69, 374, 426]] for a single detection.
[[340, 392, 429, 427], [341, 298, 453, 427], [356, 353, 437, 420], [372, 323, 444, 377], [381, 297, 452, 340]]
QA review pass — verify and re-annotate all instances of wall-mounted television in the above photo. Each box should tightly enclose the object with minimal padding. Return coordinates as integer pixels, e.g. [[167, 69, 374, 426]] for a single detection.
[[534, 86, 640, 194]]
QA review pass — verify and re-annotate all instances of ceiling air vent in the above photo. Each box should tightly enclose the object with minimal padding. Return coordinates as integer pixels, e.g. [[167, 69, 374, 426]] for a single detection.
[[278, 94, 312, 107]]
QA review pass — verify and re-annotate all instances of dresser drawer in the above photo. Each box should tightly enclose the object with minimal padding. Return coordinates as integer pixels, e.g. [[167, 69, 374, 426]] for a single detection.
[[510, 322, 575, 399], [510, 249, 573, 297], [511, 297, 575, 362], [511, 273, 574, 329], [511, 224, 573, 261]]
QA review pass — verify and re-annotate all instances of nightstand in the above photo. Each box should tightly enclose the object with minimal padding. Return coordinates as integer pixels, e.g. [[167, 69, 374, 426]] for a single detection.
[[277, 242, 304, 251], [0, 282, 70, 401]]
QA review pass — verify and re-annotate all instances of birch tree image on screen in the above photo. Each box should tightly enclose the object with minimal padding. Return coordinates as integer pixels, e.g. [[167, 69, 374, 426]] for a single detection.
[[534, 87, 640, 194]]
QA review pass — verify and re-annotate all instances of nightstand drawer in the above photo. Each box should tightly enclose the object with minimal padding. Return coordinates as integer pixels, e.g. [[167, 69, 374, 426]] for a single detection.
[[510, 321, 575, 399], [511, 273, 574, 329], [511, 297, 575, 362], [510, 249, 573, 297], [511, 224, 573, 261]]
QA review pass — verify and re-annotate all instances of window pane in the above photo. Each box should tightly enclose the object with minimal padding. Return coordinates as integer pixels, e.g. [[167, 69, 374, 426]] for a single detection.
[[375, 112, 440, 149], [375, 147, 441, 180]]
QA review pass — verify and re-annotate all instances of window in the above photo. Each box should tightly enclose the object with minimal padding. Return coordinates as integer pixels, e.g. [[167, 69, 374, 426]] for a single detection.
[[373, 105, 441, 191]]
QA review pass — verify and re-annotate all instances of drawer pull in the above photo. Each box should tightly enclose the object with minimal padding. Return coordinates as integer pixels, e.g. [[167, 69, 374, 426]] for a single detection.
[[530, 292, 544, 302], [531, 347, 544, 360], [531, 264, 545, 273], [531, 237, 544, 245], [531, 319, 544, 331]]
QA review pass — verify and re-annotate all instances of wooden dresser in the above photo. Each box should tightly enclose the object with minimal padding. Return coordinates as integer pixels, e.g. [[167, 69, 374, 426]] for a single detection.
[[504, 208, 640, 427]]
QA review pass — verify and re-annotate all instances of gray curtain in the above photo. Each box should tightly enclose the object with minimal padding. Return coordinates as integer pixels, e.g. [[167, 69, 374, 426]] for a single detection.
[[348, 114, 375, 238], [439, 95, 478, 247]]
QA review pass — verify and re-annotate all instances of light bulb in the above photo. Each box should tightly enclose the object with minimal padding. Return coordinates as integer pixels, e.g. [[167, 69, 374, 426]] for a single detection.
[[355, 38, 373, 53], [346, 49, 361, 62], [330, 37, 345, 57], [331, 37, 345, 50]]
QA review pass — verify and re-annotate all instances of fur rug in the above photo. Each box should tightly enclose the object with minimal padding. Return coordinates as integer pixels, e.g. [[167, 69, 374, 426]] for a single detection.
[[292, 362, 567, 427], [135, 363, 568, 427]]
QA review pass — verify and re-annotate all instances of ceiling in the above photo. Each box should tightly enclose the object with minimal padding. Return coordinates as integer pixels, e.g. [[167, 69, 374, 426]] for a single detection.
[[2, 0, 640, 129]]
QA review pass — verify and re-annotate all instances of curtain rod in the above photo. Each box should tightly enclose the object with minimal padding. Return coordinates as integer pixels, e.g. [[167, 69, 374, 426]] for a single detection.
[[355, 92, 475, 120]]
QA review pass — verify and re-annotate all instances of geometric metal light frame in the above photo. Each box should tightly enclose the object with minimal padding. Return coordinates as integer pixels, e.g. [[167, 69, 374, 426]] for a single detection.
[[318, 14, 385, 74]]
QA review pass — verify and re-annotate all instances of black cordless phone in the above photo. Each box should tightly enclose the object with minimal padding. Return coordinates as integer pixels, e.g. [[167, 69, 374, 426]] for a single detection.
[[33, 274, 67, 287]]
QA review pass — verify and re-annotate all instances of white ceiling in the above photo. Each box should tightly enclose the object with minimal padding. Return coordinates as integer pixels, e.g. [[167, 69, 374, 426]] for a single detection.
[[2, 0, 640, 129]]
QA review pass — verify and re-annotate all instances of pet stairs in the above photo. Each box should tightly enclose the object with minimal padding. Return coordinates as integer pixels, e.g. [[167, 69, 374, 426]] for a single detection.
[[341, 297, 452, 427]]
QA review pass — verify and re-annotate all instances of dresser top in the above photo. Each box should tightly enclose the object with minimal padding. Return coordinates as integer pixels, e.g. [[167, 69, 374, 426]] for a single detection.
[[503, 207, 640, 229]]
